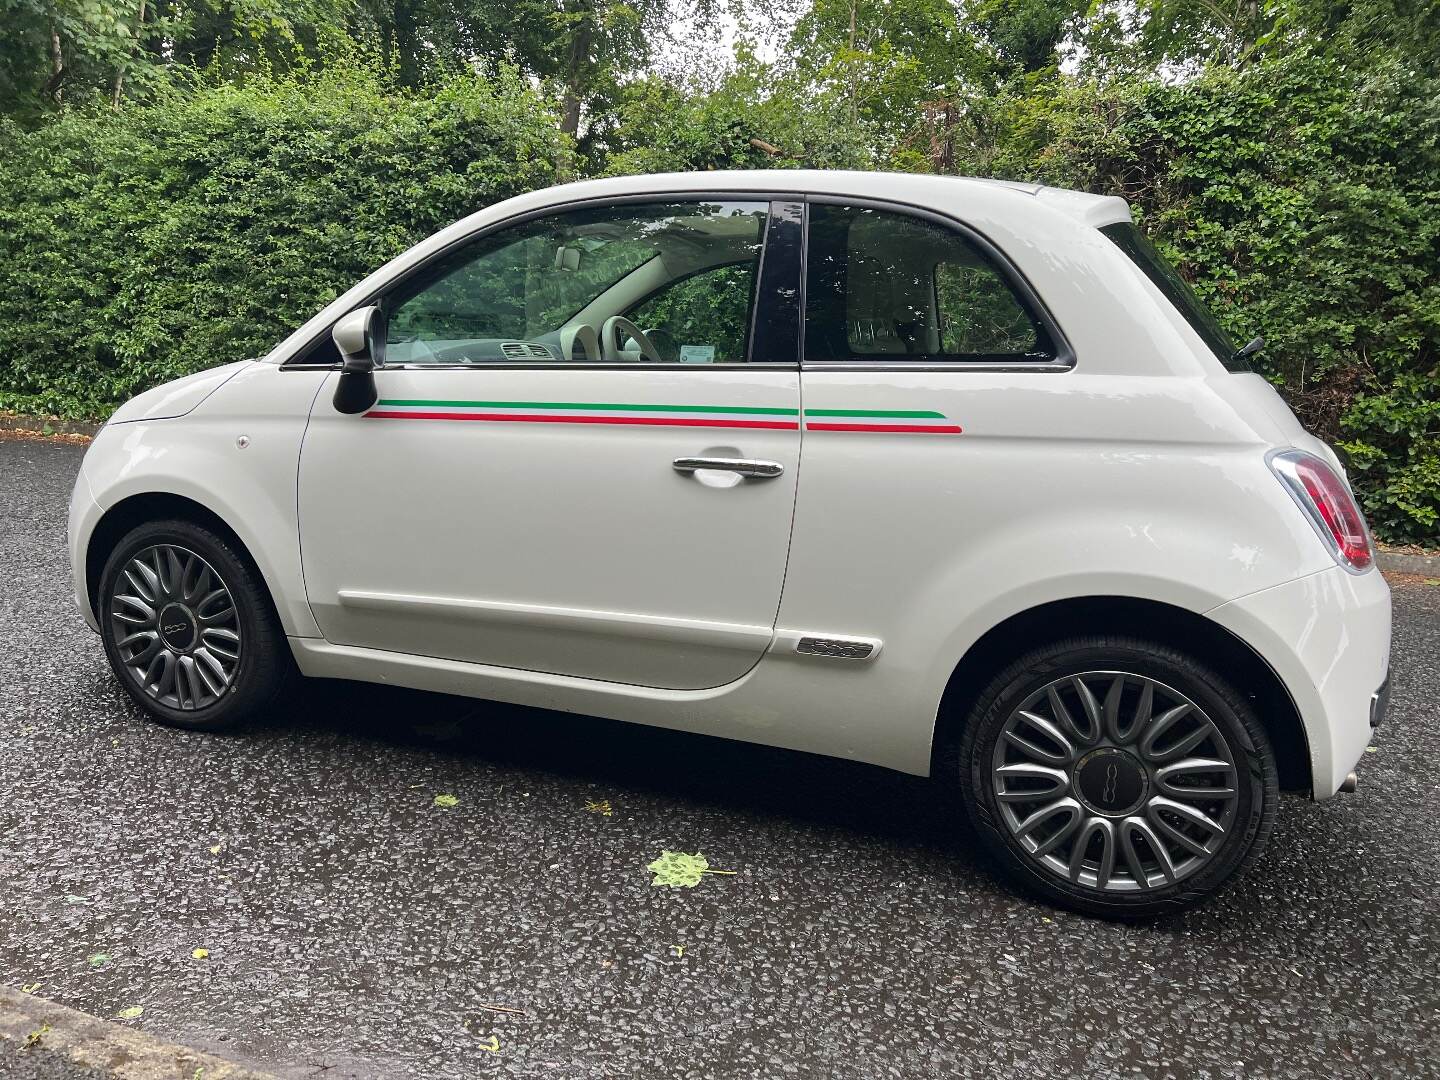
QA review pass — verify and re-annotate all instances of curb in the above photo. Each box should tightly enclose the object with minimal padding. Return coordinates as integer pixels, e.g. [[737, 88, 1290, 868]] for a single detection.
[[0, 414, 99, 439], [0, 986, 277, 1080], [1377, 549, 1440, 576]]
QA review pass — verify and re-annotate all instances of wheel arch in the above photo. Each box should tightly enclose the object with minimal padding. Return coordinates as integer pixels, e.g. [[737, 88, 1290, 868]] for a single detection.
[[85, 492, 281, 631], [933, 595, 1311, 793]]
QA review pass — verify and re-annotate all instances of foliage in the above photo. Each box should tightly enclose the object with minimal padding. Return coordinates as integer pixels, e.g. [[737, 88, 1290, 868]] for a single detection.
[[0, 0, 1436, 541], [0, 67, 564, 418], [941, 53, 1440, 542]]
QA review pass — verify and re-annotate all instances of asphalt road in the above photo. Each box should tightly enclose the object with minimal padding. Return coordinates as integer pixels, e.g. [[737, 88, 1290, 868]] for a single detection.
[[2, 435, 1437, 1080]]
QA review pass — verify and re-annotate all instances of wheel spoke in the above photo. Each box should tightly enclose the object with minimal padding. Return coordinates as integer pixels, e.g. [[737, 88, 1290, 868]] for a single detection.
[[193, 649, 228, 694], [1068, 816, 1116, 887], [1006, 710, 1074, 765], [161, 547, 184, 597], [1067, 677, 1103, 744], [1101, 675, 1128, 743], [181, 556, 210, 603], [1137, 702, 1194, 761], [1148, 796, 1226, 845], [1146, 717, 1218, 764], [1120, 817, 1176, 887], [994, 762, 1069, 803], [196, 588, 234, 624], [127, 558, 160, 600], [112, 593, 155, 624], [1012, 798, 1082, 854], [1155, 757, 1237, 801]]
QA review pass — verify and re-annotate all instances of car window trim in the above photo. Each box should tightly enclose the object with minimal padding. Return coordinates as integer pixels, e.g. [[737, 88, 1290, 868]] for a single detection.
[[799, 195, 1076, 374], [282, 191, 807, 372]]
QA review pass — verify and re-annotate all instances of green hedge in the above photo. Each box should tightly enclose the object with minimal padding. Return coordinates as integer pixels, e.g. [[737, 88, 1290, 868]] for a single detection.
[[952, 53, 1440, 543], [2, 55, 1436, 542], [0, 69, 564, 419]]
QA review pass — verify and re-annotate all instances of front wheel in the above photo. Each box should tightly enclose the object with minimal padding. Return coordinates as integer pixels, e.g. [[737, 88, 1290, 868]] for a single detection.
[[98, 519, 292, 731], [957, 636, 1278, 918]]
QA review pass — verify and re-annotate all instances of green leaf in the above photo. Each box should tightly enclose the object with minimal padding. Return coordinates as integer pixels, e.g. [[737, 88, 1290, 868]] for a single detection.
[[88, 953, 110, 968], [433, 794, 459, 808], [115, 1006, 143, 1020], [647, 850, 728, 888]]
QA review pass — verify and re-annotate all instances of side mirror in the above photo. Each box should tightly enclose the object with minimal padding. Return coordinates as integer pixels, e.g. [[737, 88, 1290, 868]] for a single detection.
[[331, 306, 385, 415]]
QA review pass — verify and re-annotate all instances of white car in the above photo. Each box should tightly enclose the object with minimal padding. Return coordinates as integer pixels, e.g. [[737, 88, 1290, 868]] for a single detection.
[[68, 171, 1391, 916]]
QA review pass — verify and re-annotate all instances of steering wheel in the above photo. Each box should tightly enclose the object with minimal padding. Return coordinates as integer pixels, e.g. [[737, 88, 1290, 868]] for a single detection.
[[643, 326, 680, 364], [600, 316, 663, 363]]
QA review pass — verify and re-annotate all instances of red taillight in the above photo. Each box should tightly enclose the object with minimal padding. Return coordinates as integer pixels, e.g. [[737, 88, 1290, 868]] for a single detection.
[[1268, 449, 1374, 572]]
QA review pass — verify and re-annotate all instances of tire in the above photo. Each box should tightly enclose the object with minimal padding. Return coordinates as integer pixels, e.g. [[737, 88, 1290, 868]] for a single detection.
[[98, 518, 293, 731], [955, 635, 1278, 918]]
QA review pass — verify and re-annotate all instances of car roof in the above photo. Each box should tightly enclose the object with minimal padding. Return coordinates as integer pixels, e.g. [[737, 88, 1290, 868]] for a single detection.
[[510, 170, 1133, 231]]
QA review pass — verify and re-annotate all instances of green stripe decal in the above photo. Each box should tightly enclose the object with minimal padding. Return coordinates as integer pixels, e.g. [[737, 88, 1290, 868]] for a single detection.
[[803, 408, 948, 418], [377, 399, 799, 416]]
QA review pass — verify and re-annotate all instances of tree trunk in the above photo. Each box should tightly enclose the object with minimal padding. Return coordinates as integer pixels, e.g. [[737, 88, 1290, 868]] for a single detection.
[[848, 0, 858, 124], [559, 0, 593, 141], [48, 27, 64, 104], [111, 0, 148, 109]]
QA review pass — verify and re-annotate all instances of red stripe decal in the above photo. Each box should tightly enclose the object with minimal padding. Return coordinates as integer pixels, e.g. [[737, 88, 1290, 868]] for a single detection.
[[805, 422, 964, 434], [365, 411, 800, 430]]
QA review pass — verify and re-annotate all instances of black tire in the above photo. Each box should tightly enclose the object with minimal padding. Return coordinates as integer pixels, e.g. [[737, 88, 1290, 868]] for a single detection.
[[955, 635, 1278, 919], [98, 518, 293, 731]]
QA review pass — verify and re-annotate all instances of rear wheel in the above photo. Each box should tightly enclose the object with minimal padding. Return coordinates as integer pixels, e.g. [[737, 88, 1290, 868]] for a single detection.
[[98, 519, 292, 730], [956, 636, 1278, 918]]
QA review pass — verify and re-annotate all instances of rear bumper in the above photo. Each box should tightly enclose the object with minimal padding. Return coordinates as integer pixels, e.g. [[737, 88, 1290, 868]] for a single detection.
[[1207, 565, 1391, 800]]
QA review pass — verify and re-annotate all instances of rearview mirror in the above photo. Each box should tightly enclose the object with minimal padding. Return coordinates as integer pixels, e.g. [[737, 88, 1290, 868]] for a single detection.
[[331, 305, 385, 415]]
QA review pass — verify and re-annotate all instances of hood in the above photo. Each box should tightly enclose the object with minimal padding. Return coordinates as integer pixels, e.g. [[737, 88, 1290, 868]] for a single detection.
[[107, 360, 253, 425]]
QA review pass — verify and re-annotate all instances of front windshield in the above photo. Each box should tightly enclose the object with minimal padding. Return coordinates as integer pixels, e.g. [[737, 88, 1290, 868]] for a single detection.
[[1102, 222, 1246, 372]]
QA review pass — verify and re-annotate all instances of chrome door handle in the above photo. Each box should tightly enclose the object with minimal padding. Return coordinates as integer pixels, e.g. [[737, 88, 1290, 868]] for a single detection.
[[673, 457, 784, 479]]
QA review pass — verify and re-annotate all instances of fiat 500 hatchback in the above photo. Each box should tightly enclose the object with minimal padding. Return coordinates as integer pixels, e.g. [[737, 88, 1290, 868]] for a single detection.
[[69, 171, 1391, 916]]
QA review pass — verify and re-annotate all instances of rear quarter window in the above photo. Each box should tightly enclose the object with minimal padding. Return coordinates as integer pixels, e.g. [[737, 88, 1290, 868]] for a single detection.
[[1101, 222, 1245, 372]]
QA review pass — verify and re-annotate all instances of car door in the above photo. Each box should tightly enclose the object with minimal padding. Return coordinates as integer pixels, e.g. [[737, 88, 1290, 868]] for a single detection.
[[297, 197, 803, 691], [779, 198, 1068, 668]]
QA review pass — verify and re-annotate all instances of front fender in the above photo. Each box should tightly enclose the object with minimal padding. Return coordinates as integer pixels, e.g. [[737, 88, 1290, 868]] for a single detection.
[[78, 364, 329, 638]]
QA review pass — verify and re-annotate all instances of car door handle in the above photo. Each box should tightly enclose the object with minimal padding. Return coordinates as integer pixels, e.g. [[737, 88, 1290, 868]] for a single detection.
[[673, 457, 784, 479]]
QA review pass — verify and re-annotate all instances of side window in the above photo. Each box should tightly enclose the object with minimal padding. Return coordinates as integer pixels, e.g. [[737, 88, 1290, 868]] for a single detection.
[[380, 201, 768, 365], [624, 263, 756, 364], [804, 204, 1051, 363]]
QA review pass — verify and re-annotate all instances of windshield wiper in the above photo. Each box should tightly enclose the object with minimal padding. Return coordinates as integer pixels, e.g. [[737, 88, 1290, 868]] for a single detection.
[[1232, 335, 1264, 363]]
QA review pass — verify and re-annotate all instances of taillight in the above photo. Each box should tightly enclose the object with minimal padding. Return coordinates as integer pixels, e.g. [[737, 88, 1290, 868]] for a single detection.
[[1268, 449, 1374, 572]]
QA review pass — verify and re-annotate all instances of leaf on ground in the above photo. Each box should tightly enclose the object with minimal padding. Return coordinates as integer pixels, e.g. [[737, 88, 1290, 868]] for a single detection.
[[192, 948, 210, 960], [20, 982, 40, 994], [433, 794, 459, 808], [208, 844, 223, 855], [478, 1035, 500, 1053], [65, 894, 89, 904], [88, 953, 110, 968], [585, 799, 613, 817], [115, 1006, 143, 1020], [647, 850, 734, 887]]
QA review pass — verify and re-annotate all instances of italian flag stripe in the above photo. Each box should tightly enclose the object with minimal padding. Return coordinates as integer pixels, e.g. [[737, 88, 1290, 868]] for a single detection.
[[366, 410, 800, 430], [364, 400, 960, 433], [377, 399, 799, 416]]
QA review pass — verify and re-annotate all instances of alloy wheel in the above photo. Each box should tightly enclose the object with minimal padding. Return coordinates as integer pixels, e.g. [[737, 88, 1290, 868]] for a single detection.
[[989, 671, 1239, 893], [108, 544, 242, 711]]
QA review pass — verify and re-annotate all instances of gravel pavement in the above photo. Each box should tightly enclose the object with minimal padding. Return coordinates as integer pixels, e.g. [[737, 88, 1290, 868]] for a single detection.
[[1, 436, 1437, 1079]]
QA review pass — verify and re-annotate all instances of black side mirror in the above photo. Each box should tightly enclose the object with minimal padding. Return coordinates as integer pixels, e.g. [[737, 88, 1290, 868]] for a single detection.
[[331, 305, 386, 415]]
